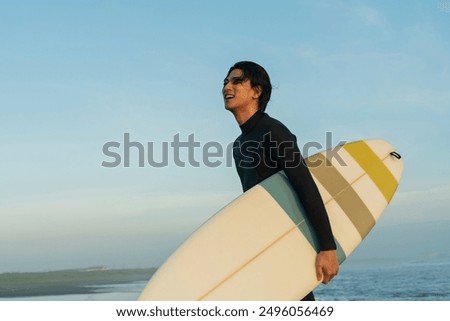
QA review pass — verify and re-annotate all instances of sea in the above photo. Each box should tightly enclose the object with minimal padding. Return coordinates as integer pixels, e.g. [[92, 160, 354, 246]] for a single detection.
[[314, 259, 450, 301], [1, 259, 450, 301]]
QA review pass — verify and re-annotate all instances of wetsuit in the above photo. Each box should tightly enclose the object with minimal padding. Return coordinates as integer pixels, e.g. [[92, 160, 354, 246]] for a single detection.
[[233, 110, 336, 301]]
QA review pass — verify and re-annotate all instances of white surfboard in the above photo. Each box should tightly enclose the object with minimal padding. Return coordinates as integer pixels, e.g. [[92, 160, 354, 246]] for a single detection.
[[139, 139, 404, 300]]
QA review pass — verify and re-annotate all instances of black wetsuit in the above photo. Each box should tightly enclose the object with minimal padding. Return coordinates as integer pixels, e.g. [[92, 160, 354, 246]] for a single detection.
[[233, 110, 336, 301]]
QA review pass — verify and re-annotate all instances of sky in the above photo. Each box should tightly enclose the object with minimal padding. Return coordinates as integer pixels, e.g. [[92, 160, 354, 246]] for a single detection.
[[0, 0, 449, 273]]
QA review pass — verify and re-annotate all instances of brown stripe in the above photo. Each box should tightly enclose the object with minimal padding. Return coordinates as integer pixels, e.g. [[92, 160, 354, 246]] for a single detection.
[[306, 153, 375, 239]]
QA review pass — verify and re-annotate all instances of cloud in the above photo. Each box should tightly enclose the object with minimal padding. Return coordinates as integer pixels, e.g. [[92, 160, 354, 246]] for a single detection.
[[0, 187, 238, 241], [0, 186, 241, 271], [381, 185, 450, 226], [395, 185, 450, 205], [352, 5, 388, 30]]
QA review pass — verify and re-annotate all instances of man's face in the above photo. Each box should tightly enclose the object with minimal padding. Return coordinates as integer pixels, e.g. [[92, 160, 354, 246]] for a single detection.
[[222, 69, 260, 112]]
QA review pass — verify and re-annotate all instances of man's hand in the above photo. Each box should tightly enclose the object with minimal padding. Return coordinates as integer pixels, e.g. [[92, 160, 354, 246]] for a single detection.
[[315, 250, 339, 284]]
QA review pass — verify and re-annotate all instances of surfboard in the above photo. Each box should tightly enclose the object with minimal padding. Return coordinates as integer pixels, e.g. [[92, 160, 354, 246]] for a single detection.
[[138, 139, 404, 300]]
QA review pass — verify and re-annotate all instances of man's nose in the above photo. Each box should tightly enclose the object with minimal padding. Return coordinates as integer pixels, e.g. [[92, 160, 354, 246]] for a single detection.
[[223, 81, 232, 91]]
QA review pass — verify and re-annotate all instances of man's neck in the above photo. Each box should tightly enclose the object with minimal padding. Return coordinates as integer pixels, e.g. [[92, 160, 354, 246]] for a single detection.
[[231, 107, 260, 126]]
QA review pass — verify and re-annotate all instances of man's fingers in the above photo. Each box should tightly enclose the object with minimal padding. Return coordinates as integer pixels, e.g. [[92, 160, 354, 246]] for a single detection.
[[315, 259, 326, 282], [316, 265, 323, 282], [316, 265, 338, 284], [321, 268, 338, 284], [315, 250, 339, 284], [322, 272, 332, 284]]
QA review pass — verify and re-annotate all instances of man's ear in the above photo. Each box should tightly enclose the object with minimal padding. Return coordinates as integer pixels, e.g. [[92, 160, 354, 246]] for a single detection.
[[253, 85, 262, 99]]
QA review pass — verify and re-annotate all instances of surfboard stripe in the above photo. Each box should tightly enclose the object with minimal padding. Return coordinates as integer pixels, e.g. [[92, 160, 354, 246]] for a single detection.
[[305, 153, 375, 239], [334, 238, 346, 264], [343, 141, 398, 202], [259, 173, 347, 264], [260, 175, 317, 248], [311, 178, 361, 257], [323, 199, 362, 257], [323, 147, 388, 223]]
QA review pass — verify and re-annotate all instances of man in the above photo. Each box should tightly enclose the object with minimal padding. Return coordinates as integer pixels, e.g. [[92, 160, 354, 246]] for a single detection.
[[223, 61, 339, 301]]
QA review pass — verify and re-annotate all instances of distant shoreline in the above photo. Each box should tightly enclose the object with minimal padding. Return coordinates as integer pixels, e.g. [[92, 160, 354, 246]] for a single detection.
[[0, 267, 156, 298]]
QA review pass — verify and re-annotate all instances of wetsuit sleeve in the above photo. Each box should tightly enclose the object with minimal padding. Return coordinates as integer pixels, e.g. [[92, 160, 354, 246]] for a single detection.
[[265, 126, 337, 251]]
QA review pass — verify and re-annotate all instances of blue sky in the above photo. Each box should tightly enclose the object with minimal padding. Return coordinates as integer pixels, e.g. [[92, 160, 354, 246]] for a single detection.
[[1, 0, 449, 272]]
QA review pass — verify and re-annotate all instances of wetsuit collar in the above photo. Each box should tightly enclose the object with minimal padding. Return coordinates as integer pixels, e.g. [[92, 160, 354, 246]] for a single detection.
[[239, 110, 264, 134]]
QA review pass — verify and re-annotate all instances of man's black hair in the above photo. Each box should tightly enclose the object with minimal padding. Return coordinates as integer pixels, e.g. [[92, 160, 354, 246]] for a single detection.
[[226, 61, 272, 112]]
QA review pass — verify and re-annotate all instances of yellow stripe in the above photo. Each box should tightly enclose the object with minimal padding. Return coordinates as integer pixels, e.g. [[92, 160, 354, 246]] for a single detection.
[[343, 141, 398, 202]]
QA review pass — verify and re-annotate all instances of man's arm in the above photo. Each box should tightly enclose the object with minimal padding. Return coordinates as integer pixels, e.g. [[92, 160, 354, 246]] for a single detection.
[[266, 125, 339, 283]]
